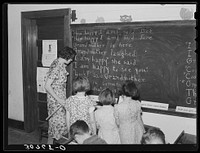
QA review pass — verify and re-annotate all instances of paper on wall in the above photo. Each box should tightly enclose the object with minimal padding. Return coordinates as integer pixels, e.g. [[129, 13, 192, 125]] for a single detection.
[[42, 40, 57, 67], [176, 106, 196, 114], [141, 100, 169, 110], [37, 67, 49, 93]]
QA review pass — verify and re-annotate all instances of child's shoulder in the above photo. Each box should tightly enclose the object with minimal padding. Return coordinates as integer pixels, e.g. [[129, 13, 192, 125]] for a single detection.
[[66, 95, 75, 101]]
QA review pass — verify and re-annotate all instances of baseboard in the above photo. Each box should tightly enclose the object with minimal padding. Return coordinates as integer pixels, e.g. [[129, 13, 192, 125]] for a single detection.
[[8, 119, 24, 130]]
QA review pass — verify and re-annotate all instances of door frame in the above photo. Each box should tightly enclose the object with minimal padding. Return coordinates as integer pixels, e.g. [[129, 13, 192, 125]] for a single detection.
[[21, 8, 72, 132]]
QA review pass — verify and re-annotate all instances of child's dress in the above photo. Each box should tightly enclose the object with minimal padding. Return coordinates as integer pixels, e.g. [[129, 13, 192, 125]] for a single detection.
[[95, 105, 121, 144], [114, 99, 145, 144], [65, 95, 95, 130]]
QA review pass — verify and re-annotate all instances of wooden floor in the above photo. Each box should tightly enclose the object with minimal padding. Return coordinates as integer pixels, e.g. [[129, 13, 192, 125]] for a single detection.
[[8, 127, 47, 144]]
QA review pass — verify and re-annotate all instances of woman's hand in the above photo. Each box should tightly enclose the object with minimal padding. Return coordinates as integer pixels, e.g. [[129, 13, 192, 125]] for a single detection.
[[45, 77, 66, 107], [58, 98, 66, 107]]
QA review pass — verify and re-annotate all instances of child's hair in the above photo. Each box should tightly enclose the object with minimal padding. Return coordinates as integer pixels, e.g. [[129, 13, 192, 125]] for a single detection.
[[141, 127, 166, 144], [58, 46, 76, 61], [121, 80, 141, 101], [73, 76, 90, 93], [98, 88, 116, 105], [70, 120, 89, 139]]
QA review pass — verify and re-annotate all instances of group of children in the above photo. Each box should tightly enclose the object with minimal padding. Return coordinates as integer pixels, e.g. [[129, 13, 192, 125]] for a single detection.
[[56, 76, 166, 144], [69, 120, 166, 145], [44, 46, 166, 145]]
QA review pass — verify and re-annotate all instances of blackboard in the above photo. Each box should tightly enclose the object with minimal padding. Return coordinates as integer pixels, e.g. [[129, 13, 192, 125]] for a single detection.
[[71, 20, 196, 110]]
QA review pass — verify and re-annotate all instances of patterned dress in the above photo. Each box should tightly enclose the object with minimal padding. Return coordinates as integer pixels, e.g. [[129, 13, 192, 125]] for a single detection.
[[95, 105, 121, 144], [65, 95, 95, 131], [114, 100, 145, 144], [46, 59, 69, 140]]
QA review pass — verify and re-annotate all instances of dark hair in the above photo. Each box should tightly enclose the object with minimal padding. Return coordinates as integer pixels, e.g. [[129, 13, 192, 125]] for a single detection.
[[121, 80, 141, 101], [141, 127, 166, 144], [98, 88, 115, 105], [70, 120, 89, 139], [73, 76, 90, 93], [58, 46, 76, 61]]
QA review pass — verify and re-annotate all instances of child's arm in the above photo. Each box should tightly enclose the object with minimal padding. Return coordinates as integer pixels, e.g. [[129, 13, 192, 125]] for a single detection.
[[114, 105, 120, 126], [66, 110, 70, 135], [137, 109, 145, 133], [89, 107, 97, 135]]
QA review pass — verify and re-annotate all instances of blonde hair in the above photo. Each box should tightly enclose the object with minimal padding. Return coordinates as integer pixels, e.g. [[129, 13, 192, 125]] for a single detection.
[[98, 88, 115, 105], [73, 76, 90, 93]]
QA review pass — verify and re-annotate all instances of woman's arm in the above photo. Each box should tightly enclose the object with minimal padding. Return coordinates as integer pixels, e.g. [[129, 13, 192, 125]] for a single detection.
[[45, 77, 66, 106]]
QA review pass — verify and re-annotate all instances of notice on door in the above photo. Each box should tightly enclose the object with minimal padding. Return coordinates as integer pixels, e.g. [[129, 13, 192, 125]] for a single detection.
[[42, 40, 57, 67], [37, 67, 49, 93]]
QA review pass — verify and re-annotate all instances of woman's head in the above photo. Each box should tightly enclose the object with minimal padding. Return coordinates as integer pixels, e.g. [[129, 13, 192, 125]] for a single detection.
[[141, 127, 166, 144], [121, 80, 141, 101], [58, 46, 76, 62], [98, 88, 115, 105], [73, 76, 90, 93]]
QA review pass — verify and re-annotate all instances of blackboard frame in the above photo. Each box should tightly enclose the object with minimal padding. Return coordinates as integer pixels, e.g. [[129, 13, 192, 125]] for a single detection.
[[71, 20, 197, 118], [71, 20, 196, 29]]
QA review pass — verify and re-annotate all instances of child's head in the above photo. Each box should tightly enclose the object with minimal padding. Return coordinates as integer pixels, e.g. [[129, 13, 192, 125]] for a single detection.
[[98, 88, 115, 105], [69, 120, 90, 144], [58, 46, 76, 61], [73, 76, 90, 93], [121, 80, 141, 101], [141, 127, 166, 144]]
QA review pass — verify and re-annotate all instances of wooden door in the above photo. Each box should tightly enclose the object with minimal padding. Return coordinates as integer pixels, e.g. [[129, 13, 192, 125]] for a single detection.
[[21, 8, 72, 132]]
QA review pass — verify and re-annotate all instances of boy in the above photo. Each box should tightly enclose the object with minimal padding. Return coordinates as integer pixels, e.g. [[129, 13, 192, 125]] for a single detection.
[[69, 120, 107, 144], [141, 127, 166, 144]]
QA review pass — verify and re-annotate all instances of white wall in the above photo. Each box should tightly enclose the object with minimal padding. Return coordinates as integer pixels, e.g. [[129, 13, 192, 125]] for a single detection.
[[8, 5, 24, 121], [142, 112, 196, 144], [8, 4, 196, 140]]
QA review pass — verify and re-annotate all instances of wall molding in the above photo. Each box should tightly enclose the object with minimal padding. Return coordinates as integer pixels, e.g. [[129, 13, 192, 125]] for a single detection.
[[8, 119, 24, 130]]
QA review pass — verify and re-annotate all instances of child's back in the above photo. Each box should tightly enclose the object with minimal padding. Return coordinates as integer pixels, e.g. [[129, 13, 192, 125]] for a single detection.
[[66, 94, 95, 128], [95, 105, 120, 144], [94, 88, 121, 144]]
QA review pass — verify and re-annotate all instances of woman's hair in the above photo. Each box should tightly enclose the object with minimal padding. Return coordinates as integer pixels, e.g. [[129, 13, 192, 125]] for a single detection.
[[58, 46, 76, 61], [141, 127, 166, 144], [73, 76, 90, 93], [98, 88, 115, 105], [121, 80, 141, 101], [70, 120, 89, 139]]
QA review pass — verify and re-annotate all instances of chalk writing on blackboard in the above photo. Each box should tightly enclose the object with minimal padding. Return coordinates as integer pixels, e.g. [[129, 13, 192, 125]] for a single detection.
[[71, 21, 196, 109], [179, 41, 196, 106]]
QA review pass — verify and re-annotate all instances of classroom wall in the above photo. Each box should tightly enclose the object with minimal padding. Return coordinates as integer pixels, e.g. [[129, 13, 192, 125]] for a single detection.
[[142, 112, 196, 144], [7, 4, 196, 141]]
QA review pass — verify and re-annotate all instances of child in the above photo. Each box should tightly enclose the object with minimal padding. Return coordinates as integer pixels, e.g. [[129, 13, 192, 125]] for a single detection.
[[91, 88, 121, 144], [65, 76, 96, 135], [114, 80, 145, 144], [69, 120, 107, 144], [141, 127, 166, 144]]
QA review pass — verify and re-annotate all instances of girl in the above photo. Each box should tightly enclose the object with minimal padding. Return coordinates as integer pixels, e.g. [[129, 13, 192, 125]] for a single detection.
[[65, 76, 96, 135], [92, 88, 121, 144], [114, 80, 145, 144]]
